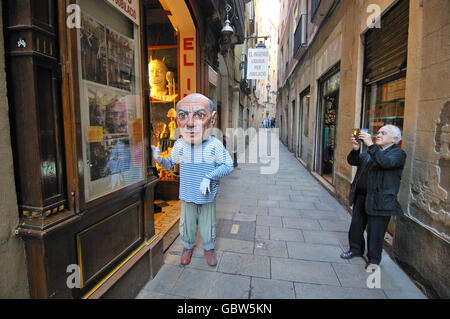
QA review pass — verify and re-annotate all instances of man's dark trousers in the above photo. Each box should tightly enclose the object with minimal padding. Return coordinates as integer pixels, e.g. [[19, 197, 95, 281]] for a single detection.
[[349, 193, 391, 265]]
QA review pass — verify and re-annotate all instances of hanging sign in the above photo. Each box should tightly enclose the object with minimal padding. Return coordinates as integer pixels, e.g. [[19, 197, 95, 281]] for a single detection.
[[106, 0, 140, 25], [247, 48, 269, 80]]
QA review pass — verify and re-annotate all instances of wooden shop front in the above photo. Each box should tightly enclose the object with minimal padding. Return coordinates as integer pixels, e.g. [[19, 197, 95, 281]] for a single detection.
[[3, 0, 230, 298], [3, 0, 163, 299]]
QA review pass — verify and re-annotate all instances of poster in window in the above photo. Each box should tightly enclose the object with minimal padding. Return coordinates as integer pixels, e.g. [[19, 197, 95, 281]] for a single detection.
[[80, 12, 107, 85], [107, 29, 135, 91], [78, 1, 144, 201], [86, 84, 142, 189], [86, 86, 120, 181]]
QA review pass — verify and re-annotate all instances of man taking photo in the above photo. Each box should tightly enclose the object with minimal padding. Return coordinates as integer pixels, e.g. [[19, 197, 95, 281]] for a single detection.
[[340, 125, 406, 273]]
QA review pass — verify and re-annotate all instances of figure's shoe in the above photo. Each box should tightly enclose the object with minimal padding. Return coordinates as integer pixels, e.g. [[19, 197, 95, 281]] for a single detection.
[[365, 263, 379, 273], [340, 250, 361, 259], [180, 248, 193, 265], [204, 249, 217, 266]]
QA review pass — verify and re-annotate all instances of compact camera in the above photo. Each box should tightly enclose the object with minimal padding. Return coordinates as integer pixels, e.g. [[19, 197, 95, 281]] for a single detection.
[[353, 128, 369, 142]]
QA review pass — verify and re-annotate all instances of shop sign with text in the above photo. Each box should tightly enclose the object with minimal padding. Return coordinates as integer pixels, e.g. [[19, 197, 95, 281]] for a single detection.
[[106, 0, 140, 25], [247, 48, 269, 80]]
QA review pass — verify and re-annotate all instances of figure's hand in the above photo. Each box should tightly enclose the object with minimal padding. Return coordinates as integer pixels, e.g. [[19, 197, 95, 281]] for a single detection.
[[200, 178, 211, 195], [359, 131, 374, 147], [151, 145, 160, 161], [351, 135, 360, 151]]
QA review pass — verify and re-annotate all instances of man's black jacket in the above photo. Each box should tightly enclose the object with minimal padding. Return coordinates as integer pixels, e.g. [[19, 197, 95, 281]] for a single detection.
[[348, 144, 407, 216]]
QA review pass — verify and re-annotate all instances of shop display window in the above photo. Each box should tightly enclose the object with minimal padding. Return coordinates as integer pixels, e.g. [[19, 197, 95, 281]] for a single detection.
[[363, 73, 406, 235], [319, 71, 340, 184], [147, 5, 180, 185], [301, 91, 310, 138], [77, 0, 144, 201], [363, 73, 405, 147]]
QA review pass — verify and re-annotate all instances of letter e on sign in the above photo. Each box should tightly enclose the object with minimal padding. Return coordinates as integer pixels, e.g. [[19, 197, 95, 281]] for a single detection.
[[184, 38, 194, 50]]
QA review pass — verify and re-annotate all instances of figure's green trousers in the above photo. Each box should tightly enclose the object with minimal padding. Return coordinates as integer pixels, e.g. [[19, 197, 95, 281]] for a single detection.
[[179, 201, 216, 251]]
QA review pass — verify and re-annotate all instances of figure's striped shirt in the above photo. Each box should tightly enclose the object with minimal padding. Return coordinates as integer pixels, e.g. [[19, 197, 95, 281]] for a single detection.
[[157, 137, 234, 204]]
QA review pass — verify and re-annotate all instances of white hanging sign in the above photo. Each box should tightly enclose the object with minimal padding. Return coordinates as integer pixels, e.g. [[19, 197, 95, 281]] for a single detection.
[[247, 48, 269, 80]]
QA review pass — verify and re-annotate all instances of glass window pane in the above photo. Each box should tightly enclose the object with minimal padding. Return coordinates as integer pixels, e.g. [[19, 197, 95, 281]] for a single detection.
[[364, 76, 405, 145], [301, 92, 310, 137], [78, 0, 144, 201], [147, 10, 180, 182]]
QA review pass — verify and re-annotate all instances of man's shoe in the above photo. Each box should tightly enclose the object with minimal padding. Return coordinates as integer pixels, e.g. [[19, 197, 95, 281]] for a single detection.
[[365, 263, 379, 273], [204, 249, 217, 266], [340, 250, 361, 259], [180, 248, 193, 265]]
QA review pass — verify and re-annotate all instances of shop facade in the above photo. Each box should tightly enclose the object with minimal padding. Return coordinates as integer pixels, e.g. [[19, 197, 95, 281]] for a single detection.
[[3, 0, 244, 299], [314, 65, 340, 184]]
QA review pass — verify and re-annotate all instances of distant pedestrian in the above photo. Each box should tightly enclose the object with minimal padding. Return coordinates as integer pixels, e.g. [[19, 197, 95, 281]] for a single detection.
[[340, 125, 406, 272], [270, 117, 276, 128]]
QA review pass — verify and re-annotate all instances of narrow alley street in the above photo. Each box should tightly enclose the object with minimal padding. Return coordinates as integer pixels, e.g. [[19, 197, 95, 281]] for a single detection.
[[2, 0, 448, 301], [136, 131, 426, 299]]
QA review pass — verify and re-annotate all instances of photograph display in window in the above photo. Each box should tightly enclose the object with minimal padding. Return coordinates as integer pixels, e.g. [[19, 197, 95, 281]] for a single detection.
[[80, 12, 107, 85], [78, 9, 143, 201], [80, 11, 135, 91], [108, 29, 135, 91], [85, 85, 142, 193]]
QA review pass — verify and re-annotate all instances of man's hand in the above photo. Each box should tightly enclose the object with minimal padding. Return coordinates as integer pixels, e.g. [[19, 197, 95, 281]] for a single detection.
[[200, 178, 211, 195], [151, 145, 160, 161], [351, 135, 360, 151], [359, 131, 374, 147]]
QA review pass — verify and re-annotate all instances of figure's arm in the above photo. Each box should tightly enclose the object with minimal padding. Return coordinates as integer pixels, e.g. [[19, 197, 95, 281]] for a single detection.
[[152, 141, 179, 170], [347, 150, 361, 166], [205, 143, 234, 181], [347, 135, 362, 166], [367, 145, 406, 169]]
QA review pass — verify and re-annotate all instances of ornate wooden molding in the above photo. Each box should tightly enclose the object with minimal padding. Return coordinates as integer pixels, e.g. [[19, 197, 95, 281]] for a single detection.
[[4, 0, 67, 222]]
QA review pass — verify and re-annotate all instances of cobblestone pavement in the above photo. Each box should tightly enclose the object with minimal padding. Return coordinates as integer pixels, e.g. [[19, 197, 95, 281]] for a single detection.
[[137, 132, 426, 299]]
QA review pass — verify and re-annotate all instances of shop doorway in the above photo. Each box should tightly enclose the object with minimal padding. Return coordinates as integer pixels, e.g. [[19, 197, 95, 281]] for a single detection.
[[297, 99, 303, 158], [362, 0, 409, 237], [299, 88, 310, 162], [315, 67, 340, 185], [291, 100, 295, 152], [146, 0, 197, 250]]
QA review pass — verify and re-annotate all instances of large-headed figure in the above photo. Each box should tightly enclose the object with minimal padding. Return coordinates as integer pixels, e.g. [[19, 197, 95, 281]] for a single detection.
[[152, 93, 233, 266], [177, 93, 217, 144]]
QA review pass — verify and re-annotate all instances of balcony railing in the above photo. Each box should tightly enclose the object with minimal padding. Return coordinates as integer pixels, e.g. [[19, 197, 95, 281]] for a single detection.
[[293, 14, 308, 59], [310, 0, 335, 25]]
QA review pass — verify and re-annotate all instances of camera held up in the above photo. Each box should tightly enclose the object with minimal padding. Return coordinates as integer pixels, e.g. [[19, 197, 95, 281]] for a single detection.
[[353, 128, 369, 142]]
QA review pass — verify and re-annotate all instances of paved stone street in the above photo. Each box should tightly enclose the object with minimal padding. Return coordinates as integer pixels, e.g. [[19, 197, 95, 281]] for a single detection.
[[137, 133, 426, 299]]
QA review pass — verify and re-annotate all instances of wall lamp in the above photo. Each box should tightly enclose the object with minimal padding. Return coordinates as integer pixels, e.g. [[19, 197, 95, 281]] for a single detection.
[[221, 3, 234, 36], [244, 35, 270, 48]]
